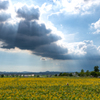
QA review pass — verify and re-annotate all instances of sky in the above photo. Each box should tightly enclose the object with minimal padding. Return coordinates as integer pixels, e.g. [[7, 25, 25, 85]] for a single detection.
[[0, 0, 100, 72]]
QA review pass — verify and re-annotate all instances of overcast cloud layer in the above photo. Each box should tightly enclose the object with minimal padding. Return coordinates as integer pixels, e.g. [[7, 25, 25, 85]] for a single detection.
[[0, 1, 67, 60], [0, 0, 100, 61], [0, 0, 9, 10]]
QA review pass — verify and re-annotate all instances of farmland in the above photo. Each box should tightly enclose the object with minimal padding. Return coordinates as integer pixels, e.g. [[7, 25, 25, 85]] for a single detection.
[[0, 77, 100, 100]]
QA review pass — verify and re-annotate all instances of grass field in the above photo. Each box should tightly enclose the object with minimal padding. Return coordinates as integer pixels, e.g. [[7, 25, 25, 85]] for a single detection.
[[0, 77, 100, 100]]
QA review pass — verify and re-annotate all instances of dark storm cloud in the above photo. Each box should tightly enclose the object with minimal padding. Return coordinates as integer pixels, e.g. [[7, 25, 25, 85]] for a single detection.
[[33, 40, 100, 60], [34, 43, 69, 60], [0, 21, 100, 60], [0, 3, 64, 60], [34, 43, 67, 54], [12, 20, 61, 50], [0, 0, 9, 10], [0, 20, 61, 50], [0, 12, 11, 22], [0, 20, 100, 60], [16, 5, 40, 21], [18, 21, 51, 36], [1, 20, 100, 60], [0, 22, 17, 48], [13, 32, 61, 50]]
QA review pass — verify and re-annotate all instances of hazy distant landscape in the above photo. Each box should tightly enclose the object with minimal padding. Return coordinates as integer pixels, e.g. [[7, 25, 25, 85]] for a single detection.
[[0, 66, 100, 78]]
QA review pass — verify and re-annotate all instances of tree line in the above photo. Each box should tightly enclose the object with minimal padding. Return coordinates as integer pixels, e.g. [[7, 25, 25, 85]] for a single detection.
[[58, 66, 100, 77]]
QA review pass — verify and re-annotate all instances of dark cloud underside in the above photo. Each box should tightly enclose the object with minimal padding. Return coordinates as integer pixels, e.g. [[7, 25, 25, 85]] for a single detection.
[[16, 5, 40, 21], [0, 0, 9, 10], [0, 20, 61, 50], [18, 21, 51, 36], [0, 4, 67, 60], [34, 43, 69, 59], [0, 3, 69, 60], [0, 13, 11, 22]]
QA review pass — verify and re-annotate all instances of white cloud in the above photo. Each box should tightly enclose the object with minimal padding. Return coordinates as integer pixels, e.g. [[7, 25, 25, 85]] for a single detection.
[[76, 40, 100, 57], [91, 19, 100, 29], [81, 11, 91, 15], [57, 39, 100, 58], [40, 57, 47, 61], [0, 47, 32, 54], [42, 0, 100, 18], [91, 19, 100, 34]]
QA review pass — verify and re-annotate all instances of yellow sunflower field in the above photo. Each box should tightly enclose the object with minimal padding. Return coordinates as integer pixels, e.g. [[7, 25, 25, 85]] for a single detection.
[[0, 77, 100, 100]]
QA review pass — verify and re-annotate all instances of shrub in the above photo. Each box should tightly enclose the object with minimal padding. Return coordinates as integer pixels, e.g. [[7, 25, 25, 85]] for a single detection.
[[1, 74, 4, 78]]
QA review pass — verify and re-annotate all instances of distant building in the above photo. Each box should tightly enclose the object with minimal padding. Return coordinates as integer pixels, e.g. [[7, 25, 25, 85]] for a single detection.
[[21, 75, 24, 77], [24, 74, 34, 77], [72, 73, 76, 76], [31, 74, 34, 76]]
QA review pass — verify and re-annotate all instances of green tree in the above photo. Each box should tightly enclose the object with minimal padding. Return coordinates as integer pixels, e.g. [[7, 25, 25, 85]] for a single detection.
[[59, 73, 63, 76], [11, 74, 14, 77], [80, 69, 85, 76], [37, 75, 39, 77], [97, 72, 100, 76], [16, 74, 18, 77], [91, 71, 98, 77], [94, 66, 99, 72], [1, 74, 4, 77], [75, 72, 79, 75], [69, 73, 73, 76], [62, 73, 69, 76], [85, 70, 90, 76]]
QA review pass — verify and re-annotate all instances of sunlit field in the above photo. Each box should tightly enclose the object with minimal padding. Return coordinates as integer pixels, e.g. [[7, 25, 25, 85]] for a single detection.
[[0, 77, 100, 100]]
